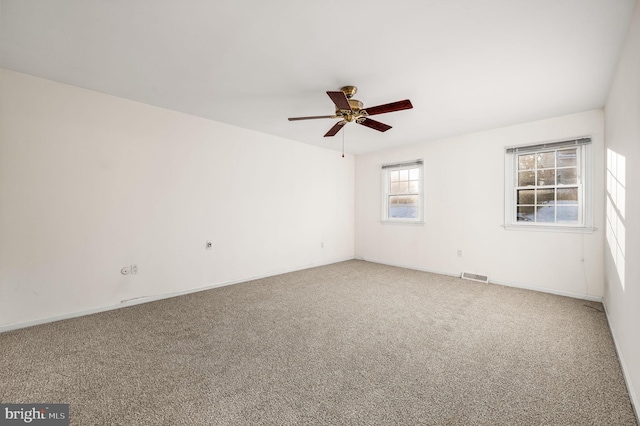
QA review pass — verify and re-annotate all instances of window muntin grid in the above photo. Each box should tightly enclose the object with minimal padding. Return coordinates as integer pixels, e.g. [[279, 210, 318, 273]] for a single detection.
[[388, 167, 420, 219], [515, 148, 580, 224]]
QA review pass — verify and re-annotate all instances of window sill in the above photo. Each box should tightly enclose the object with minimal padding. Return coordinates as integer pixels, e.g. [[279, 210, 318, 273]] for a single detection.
[[502, 224, 596, 234], [381, 220, 425, 226]]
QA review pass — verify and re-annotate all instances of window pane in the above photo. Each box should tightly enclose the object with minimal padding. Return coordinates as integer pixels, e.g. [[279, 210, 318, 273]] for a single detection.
[[390, 183, 399, 193], [536, 205, 555, 222], [399, 169, 409, 181], [518, 171, 535, 186], [389, 195, 418, 219], [557, 206, 579, 222], [390, 171, 399, 182], [517, 206, 534, 221], [390, 195, 418, 205], [409, 181, 419, 193], [398, 182, 409, 193], [557, 149, 577, 167], [518, 154, 535, 170], [517, 189, 534, 205], [537, 169, 555, 186], [557, 188, 578, 203], [557, 168, 577, 185], [536, 189, 555, 205], [409, 168, 419, 180], [537, 152, 555, 168]]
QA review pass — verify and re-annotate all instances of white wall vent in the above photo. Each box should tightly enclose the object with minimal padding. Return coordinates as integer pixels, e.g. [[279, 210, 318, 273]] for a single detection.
[[461, 272, 489, 283]]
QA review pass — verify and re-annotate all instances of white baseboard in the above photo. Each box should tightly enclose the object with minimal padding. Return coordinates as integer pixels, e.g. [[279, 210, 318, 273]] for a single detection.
[[357, 257, 602, 302], [602, 303, 640, 423], [489, 277, 602, 302], [0, 256, 355, 334]]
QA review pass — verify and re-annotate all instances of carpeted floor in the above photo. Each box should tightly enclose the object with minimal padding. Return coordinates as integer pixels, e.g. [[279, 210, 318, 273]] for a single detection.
[[0, 260, 637, 425]]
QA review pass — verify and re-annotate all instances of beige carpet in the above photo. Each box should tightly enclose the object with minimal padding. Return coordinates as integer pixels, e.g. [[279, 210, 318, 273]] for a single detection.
[[0, 260, 636, 425]]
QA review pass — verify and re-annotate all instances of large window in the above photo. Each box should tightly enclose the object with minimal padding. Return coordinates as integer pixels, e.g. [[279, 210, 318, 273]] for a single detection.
[[504, 137, 593, 230], [381, 160, 424, 223]]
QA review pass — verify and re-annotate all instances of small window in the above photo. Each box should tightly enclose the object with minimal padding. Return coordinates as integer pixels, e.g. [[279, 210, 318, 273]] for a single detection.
[[504, 137, 593, 231], [381, 160, 424, 223]]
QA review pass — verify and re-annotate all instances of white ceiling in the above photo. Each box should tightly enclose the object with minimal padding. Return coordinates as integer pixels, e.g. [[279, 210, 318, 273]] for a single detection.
[[0, 0, 636, 155]]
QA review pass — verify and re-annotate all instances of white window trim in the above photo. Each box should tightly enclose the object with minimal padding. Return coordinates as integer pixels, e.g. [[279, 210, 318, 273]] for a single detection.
[[503, 137, 595, 233], [381, 160, 425, 224]]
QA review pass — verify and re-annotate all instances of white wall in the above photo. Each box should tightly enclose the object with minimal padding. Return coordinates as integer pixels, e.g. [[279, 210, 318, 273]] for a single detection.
[[355, 110, 605, 300], [0, 69, 354, 330], [604, 0, 640, 415]]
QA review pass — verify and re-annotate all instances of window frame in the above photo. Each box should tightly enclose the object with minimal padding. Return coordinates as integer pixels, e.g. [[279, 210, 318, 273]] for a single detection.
[[504, 137, 594, 233], [381, 160, 425, 224]]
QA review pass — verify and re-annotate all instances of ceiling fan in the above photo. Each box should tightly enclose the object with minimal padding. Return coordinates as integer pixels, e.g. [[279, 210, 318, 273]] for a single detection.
[[288, 86, 413, 137]]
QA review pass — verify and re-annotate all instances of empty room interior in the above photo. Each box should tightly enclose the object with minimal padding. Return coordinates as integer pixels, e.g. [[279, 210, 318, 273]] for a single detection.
[[1, 1, 639, 424]]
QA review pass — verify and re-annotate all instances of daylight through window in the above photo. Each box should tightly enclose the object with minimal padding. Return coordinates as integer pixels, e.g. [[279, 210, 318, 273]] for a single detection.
[[516, 148, 579, 223], [505, 137, 592, 230], [382, 160, 424, 223]]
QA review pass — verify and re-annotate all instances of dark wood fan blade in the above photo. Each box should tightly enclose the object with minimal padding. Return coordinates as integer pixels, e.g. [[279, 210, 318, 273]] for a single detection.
[[358, 118, 392, 132], [327, 91, 351, 111], [324, 121, 346, 137], [363, 99, 413, 116], [288, 115, 338, 121]]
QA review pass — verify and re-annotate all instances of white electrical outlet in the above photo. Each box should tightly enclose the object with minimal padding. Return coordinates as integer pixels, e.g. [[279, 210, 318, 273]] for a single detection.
[[457, 250, 463, 257], [131, 264, 138, 275], [121, 266, 131, 275]]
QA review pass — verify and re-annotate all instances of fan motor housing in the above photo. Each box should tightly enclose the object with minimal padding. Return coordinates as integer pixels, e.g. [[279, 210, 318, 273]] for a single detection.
[[336, 99, 364, 122], [349, 99, 363, 111], [337, 99, 363, 114]]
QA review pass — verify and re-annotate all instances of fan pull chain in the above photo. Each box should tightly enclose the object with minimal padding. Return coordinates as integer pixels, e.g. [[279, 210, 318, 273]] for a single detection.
[[342, 126, 345, 158]]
